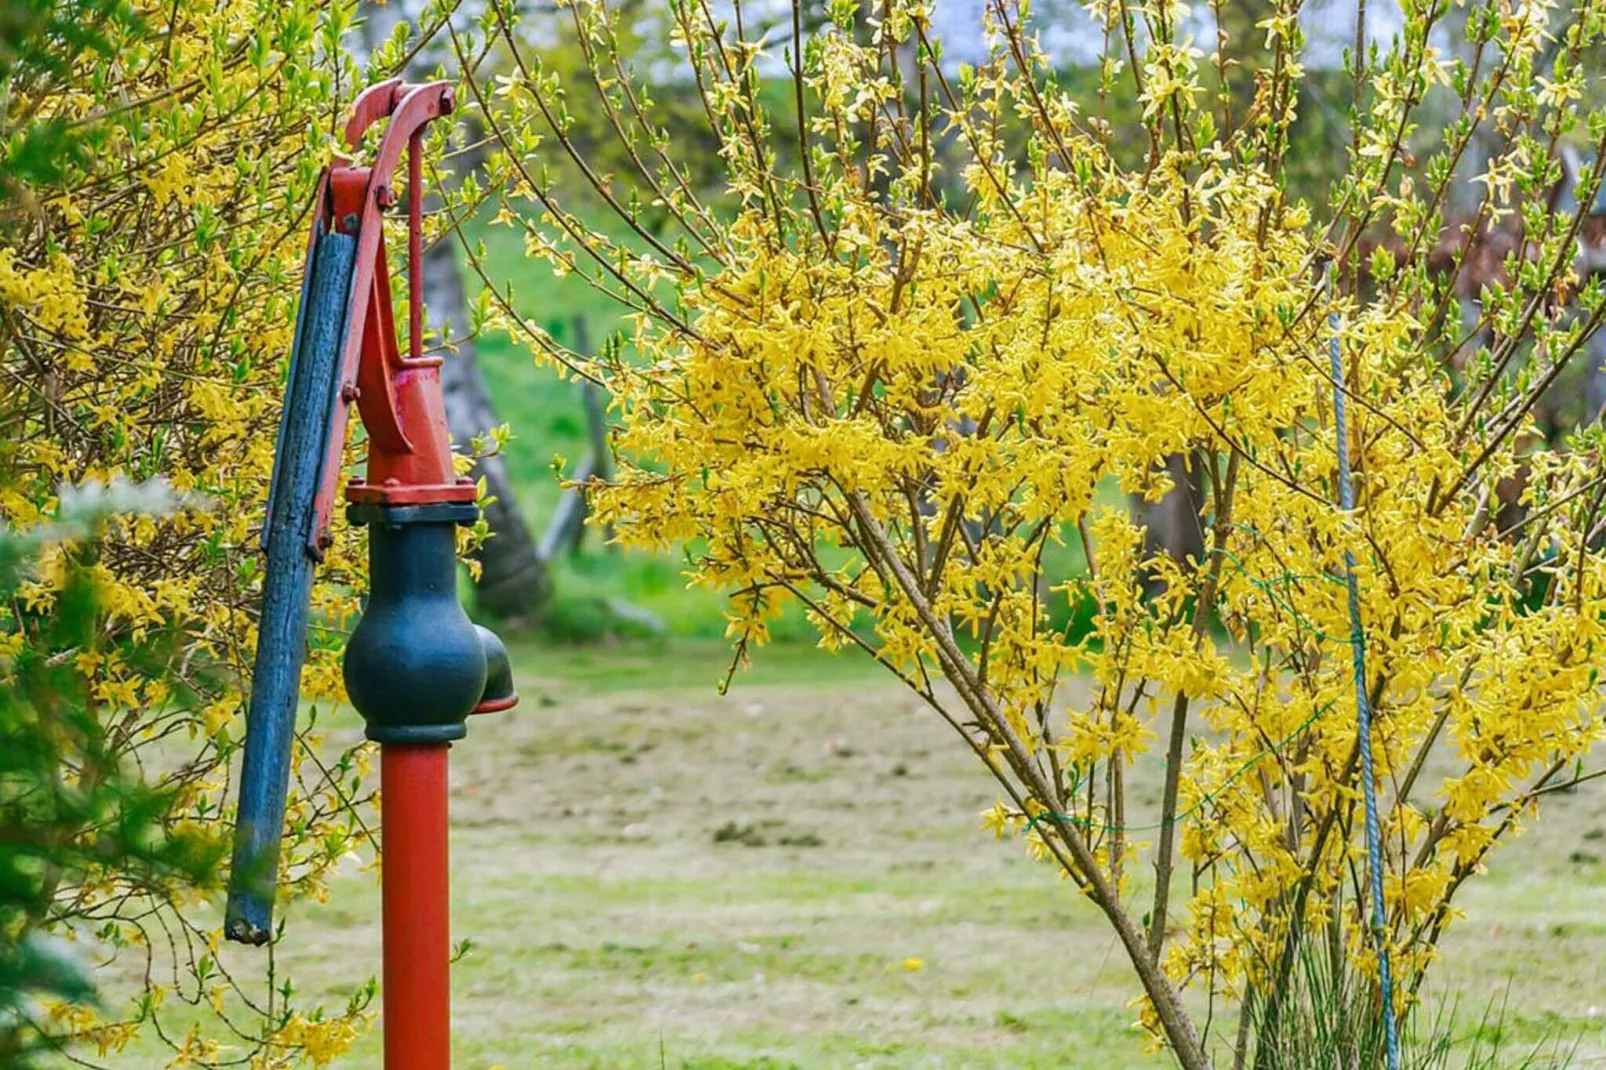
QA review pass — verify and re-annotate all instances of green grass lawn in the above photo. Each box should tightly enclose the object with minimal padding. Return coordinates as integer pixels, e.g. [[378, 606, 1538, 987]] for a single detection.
[[463, 212, 770, 641], [94, 641, 1606, 1068]]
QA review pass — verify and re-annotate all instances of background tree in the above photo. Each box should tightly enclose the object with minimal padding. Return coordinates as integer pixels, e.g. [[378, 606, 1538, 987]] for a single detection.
[[363, 0, 551, 621]]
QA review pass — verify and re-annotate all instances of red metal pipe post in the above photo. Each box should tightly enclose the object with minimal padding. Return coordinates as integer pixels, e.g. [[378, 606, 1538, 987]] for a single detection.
[[381, 743, 453, 1070]]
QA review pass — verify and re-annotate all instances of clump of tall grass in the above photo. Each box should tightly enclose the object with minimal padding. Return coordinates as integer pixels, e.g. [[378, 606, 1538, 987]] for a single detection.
[[1245, 932, 1576, 1070]]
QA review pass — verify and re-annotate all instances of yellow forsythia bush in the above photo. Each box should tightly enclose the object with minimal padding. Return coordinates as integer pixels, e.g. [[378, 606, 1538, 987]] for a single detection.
[[1, 1, 376, 1064], [463, 0, 1606, 1062]]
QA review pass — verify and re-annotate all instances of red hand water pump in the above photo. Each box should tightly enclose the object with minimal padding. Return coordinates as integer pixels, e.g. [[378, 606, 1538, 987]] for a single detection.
[[226, 80, 516, 1070]]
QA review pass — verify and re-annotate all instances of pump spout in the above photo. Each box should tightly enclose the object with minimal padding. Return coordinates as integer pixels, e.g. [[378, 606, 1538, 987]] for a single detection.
[[474, 624, 518, 713]]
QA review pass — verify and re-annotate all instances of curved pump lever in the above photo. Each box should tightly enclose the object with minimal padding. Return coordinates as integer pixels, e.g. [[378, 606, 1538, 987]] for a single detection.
[[314, 80, 472, 546], [226, 82, 511, 948]]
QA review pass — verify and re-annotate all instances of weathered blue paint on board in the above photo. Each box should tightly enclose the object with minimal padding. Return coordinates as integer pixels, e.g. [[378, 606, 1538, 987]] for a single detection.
[[225, 230, 356, 945]]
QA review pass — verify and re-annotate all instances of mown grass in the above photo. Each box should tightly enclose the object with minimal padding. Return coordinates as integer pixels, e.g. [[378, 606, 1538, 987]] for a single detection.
[[90, 640, 1606, 1068]]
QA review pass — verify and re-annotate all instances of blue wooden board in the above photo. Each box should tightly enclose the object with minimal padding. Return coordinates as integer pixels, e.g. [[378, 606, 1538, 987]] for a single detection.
[[225, 229, 356, 945]]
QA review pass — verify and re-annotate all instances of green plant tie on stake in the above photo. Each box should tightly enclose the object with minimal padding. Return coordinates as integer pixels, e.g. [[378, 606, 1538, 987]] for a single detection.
[[1328, 263, 1401, 1070]]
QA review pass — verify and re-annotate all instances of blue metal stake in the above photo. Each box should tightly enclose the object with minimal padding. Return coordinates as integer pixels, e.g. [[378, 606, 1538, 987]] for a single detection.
[[1328, 265, 1401, 1070]]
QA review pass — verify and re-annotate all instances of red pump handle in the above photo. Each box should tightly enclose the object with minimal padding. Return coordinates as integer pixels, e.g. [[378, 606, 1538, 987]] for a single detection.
[[306, 80, 475, 556]]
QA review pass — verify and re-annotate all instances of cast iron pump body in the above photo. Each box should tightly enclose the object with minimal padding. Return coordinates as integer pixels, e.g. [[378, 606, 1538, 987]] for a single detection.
[[225, 80, 515, 1070]]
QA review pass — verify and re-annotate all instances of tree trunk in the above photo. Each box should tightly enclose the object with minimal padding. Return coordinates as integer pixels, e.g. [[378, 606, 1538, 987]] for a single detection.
[[426, 227, 552, 619], [1134, 454, 1205, 592], [363, 1, 550, 622]]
